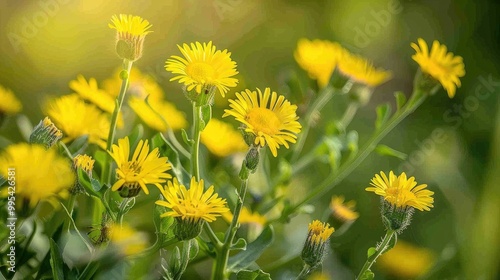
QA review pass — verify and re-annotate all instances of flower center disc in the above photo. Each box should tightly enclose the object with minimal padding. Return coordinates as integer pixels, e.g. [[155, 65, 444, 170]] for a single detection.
[[385, 187, 416, 207], [246, 107, 281, 135], [186, 62, 215, 83]]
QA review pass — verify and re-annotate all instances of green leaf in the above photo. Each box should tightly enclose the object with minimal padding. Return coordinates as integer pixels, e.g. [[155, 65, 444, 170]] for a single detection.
[[93, 150, 109, 171], [228, 225, 274, 271], [78, 169, 101, 198], [231, 238, 248, 251], [360, 269, 375, 280], [200, 105, 212, 131], [128, 124, 144, 147], [181, 129, 193, 146], [67, 135, 89, 154], [154, 199, 175, 241], [346, 131, 359, 154], [151, 133, 189, 185], [367, 247, 376, 258], [16, 114, 33, 141], [236, 269, 272, 280], [49, 239, 64, 280], [395, 91, 407, 111], [375, 103, 392, 130], [315, 136, 343, 170], [375, 145, 407, 160]]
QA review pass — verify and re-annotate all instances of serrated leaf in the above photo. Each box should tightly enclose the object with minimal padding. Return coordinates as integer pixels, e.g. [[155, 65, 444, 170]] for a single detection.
[[181, 129, 193, 146], [228, 225, 274, 271], [375, 103, 392, 130], [367, 247, 376, 258], [236, 269, 271, 280], [395, 91, 407, 110], [231, 238, 248, 251], [49, 239, 64, 280], [360, 269, 375, 280], [375, 145, 407, 160]]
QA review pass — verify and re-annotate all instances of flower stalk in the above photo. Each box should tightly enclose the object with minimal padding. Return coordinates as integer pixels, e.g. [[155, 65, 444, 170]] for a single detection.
[[356, 230, 396, 280]]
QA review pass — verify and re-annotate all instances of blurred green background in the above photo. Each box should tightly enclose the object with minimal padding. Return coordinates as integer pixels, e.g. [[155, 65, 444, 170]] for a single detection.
[[1, 0, 499, 279]]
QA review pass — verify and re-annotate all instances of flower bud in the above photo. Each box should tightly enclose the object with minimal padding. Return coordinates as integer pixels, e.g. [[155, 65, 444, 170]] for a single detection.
[[174, 217, 203, 241], [301, 220, 334, 269], [29, 117, 63, 148]]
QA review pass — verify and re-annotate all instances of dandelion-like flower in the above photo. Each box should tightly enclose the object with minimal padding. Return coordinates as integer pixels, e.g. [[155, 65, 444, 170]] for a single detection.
[[29, 117, 63, 148], [109, 14, 152, 61], [330, 195, 359, 223], [366, 171, 434, 211], [109, 136, 172, 197], [129, 96, 187, 132], [156, 177, 229, 240], [0, 143, 74, 208], [378, 240, 436, 279], [73, 154, 95, 176], [109, 224, 148, 256], [201, 118, 247, 157], [294, 39, 345, 88], [46, 95, 110, 148], [165, 41, 238, 97], [0, 85, 22, 116], [223, 88, 302, 157], [301, 220, 335, 268], [70, 75, 116, 114], [337, 52, 392, 87], [411, 38, 465, 98]]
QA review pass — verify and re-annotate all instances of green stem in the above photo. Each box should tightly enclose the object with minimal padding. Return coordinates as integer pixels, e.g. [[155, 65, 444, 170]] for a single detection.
[[292, 86, 336, 162], [296, 264, 311, 280], [212, 177, 249, 280], [166, 129, 190, 158], [116, 197, 132, 226], [191, 103, 202, 180], [282, 91, 427, 220], [63, 194, 77, 232], [204, 222, 223, 249], [338, 102, 359, 130], [356, 230, 396, 280]]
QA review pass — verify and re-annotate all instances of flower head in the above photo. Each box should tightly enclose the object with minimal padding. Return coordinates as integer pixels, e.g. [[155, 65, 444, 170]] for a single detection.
[[73, 154, 95, 176], [109, 224, 148, 256], [301, 220, 335, 268], [165, 41, 238, 97], [0, 143, 74, 208], [70, 75, 116, 114], [337, 52, 392, 87], [129, 96, 187, 132], [378, 240, 436, 279], [411, 38, 465, 98], [29, 117, 63, 148], [366, 171, 434, 211], [0, 85, 22, 115], [156, 177, 229, 240], [223, 88, 302, 157], [109, 136, 172, 197], [201, 118, 247, 157], [109, 14, 152, 61], [330, 195, 359, 223], [46, 95, 110, 148], [294, 39, 345, 88]]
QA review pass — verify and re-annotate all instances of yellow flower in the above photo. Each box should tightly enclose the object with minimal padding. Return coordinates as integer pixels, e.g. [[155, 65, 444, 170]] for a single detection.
[[301, 220, 335, 268], [156, 177, 229, 223], [366, 171, 434, 211], [109, 14, 152, 61], [337, 51, 392, 87], [223, 88, 302, 157], [69, 75, 116, 114], [0, 85, 22, 115], [129, 96, 187, 132], [109, 224, 148, 256], [46, 94, 110, 148], [73, 154, 95, 175], [0, 143, 75, 208], [294, 39, 345, 88], [102, 67, 165, 100], [330, 195, 359, 222], [411, 38, 465, 98], [222, 206, 267, 226], [109, 136, 172, 197], [201, 119, 247, 157], [165, 41, 238, 97], [307, 220, 335, 245], [378, 240, 436, 279]]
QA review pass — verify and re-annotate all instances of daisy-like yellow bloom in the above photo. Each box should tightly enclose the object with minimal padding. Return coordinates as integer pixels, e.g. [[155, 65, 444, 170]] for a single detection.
[[69, 75, 116, 114], [366, 171, 434, 211], [109, 136, 171, 197], [301, 220, 335, 268], [294, 39, 345, 88], [411, 38, 465, 98], [201, 118, 247, 157], [337, 51, 392, 87], [46, 94, 110, 148], [165, 41, 238, 97], [306, 220, 335, 245], [330, 195, 359, 222], [378, 240, 436, 279], [0, 143, 75, 208], [109, 14, 152, 61], [102, 67, 165, 100], [73, 154, 95, 176], [156, 177, 229, 240], [109, 224, 148, 256], [129, 96, 187, 132], [0, 84, 22, 115], [223, 88, 302, 157], [222, 206, 267, 226]]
